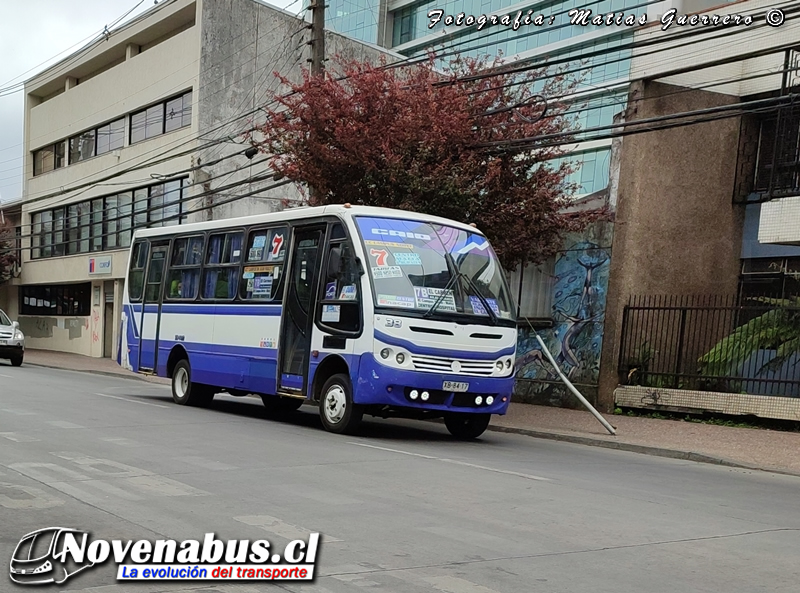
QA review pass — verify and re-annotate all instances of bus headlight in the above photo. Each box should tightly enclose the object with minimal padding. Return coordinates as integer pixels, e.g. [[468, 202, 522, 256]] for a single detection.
[[396, 353, 405, 364], [486, 396, 494, 405], [505, 359, 512, 369], [421, 391, 430, 401], [380, 348, 391, 359], [495, 360, 504, 371], [475, 396, 483, 405], [409, 390, 419, 400]]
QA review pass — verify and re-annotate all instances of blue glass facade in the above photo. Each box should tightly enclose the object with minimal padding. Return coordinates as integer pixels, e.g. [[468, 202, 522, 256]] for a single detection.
[[326, 0, 382, 44]]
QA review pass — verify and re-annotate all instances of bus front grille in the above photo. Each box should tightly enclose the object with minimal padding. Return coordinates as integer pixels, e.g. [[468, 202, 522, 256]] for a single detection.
[[410, 355, 495, 377]]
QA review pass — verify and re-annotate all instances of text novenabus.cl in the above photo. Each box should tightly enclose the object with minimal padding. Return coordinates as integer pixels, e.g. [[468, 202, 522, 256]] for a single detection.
[[10, 528, 320, 585]]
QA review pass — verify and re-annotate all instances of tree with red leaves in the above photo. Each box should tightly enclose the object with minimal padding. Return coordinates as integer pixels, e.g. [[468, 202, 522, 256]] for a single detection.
[[253, 55, 603, 270], [0, 215, 17, 286]]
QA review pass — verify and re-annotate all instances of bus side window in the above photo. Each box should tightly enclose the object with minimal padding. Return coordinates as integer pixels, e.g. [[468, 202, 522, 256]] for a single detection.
[[166, 236, 204, 300], [202, 231, 243, 300], [240, 227, 287, 301], [128, 241, 149, 302], [319, 239, 361, 333]]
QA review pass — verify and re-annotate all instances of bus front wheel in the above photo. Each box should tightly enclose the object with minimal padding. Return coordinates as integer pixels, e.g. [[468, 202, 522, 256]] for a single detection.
[[172, 360, 214, 407], [318, 373, 363, 434], [444, 413, 491, 440]]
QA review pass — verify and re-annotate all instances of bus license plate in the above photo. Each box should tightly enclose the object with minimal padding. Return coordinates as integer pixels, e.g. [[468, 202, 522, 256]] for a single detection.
[[443, 381, 469, 392]]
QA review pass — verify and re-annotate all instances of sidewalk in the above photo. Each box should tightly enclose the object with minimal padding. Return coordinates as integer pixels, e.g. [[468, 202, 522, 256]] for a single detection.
[[16, 349, 800, 477]]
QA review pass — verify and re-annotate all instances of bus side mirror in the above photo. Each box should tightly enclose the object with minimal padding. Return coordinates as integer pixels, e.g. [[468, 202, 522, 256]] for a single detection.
[[327, 247, 342, 278]]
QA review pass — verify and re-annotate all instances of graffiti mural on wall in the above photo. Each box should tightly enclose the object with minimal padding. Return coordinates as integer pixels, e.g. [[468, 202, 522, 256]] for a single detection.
[[515, 222, 613, 406]]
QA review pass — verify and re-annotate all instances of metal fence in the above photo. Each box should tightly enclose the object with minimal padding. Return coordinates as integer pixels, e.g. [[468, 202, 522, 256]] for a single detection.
[[618, 294, 800, 397]]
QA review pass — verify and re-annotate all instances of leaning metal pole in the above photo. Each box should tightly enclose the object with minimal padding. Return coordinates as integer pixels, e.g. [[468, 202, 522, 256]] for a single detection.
[[533, 332, 617, 436]]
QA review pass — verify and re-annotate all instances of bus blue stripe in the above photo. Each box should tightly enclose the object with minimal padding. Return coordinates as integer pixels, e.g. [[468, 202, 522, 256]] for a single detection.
[[129, 304, 282, 316], [373, 330, 515, 360]]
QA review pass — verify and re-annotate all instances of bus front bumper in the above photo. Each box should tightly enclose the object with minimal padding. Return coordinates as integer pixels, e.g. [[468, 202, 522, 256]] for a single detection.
[[354, 354, 514, 415]]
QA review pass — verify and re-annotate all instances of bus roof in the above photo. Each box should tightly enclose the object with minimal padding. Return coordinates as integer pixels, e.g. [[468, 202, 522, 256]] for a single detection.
[[131, 204, 485, 240]]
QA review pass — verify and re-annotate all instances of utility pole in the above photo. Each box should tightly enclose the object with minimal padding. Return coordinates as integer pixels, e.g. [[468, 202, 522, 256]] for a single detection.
[[309, 0, 325, 76]]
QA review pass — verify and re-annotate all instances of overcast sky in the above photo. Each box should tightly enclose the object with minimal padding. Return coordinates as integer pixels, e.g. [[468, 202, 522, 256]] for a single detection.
[[0, 0, 295, 204]]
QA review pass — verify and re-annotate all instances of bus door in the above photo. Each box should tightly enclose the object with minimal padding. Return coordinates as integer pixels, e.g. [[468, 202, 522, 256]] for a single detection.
[[138, 240, 170, 372], [278, 226, 325, 394]]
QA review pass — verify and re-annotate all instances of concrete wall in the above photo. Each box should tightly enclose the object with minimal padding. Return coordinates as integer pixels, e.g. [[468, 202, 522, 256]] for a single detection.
[[596, 81, 745, 410], [196, 0, 398, 220]]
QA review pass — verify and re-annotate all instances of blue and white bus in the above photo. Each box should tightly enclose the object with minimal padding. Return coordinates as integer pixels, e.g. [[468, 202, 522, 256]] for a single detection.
[[119, 205, 517, 438]]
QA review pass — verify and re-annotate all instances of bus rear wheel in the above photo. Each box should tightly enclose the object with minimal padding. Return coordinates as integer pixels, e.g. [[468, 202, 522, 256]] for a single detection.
[[444, 413, 491, 440], [318, 373, 363, 434], [172, 360, 214, 407]]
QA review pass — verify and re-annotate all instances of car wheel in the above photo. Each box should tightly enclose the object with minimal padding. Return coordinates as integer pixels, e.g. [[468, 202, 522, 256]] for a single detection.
[[444, 413, 491, 440], [318, 373, 363, 434], [261, 395, 304, 413], [10, 354, 22, 367], [171, 359, 214, 406]]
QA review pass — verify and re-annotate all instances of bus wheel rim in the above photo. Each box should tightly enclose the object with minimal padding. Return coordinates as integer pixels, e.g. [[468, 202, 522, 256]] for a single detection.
[[324, 385, 347, 424], [175, 367, 189, 398]]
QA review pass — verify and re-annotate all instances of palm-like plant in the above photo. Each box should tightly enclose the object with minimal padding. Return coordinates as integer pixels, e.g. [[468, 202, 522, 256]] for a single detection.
[[698, 296, 800, 377]]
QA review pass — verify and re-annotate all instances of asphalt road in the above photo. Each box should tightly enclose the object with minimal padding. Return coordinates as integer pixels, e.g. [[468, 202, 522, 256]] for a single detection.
[[1, 363, 799, 593]]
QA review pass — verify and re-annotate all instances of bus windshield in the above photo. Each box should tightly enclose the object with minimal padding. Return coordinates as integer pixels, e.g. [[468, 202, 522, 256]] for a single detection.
[[354, 216, 516, 324]]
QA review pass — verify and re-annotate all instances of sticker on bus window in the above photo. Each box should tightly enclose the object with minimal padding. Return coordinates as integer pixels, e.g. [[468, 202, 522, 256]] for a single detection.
[[370, 248, 389, 267], [339, 285, 357, 300], [245, 265, 275, 274], [247, 279, 255, 292], [321, 304, 340, 322], [259, 337, 277, 349], [253, 235, 267, 248], [365, 240, 413, 249], [253, 276, 273, 296], [249, 247, 264, 261], [413, 287, 457, 312], [371, 266, 403, 279], [325, 281, 337, 300], [269, 233, 285, 260], [377, 294, 415, 308], [469, 296, 500, 316], [393, 252, 421, 266], [243, 271, 255, 279]]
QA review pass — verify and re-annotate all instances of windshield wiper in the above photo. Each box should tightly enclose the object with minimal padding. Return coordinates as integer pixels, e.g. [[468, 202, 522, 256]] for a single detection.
[[459, 270, 499, 326], [423, 269, 461, 319]]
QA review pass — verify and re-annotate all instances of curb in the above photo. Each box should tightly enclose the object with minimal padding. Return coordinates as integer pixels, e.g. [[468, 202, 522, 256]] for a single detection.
[[24, 361, 168, 385], [487, 424, 800, 478]]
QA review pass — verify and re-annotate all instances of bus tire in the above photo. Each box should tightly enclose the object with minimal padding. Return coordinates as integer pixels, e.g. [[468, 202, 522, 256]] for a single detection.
[[444, 413, 491, 440], [319, 373, 363, 434], [171, 359, 214, 407], [261, 395, 304, 413]]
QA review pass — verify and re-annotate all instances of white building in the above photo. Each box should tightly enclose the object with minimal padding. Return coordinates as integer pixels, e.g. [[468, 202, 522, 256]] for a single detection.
[[8, 0, 390, 359]]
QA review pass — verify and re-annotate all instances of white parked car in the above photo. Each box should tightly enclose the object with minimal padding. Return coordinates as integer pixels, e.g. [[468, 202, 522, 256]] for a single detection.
[[0, 308, 24, 367]]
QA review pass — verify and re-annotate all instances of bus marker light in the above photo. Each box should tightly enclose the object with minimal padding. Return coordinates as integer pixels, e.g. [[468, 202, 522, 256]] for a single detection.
[[387, 386, 392, 392], [502, 397, 507, 402], [311, 350, 319, 358]]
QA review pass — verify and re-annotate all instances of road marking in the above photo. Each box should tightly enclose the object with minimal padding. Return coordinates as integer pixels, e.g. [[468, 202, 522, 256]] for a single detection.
[[0, 372, 13, 378], [331, 573, 382, 587], [234, 515, 343, 542], [46, 420, 85, 429], [0, 433, 39, 443], [95, 392, 168, 408], [125, 475, 209, 497], [1, 408, 36, 415], [425, 576, 504, 593], [0, 482, 64, 509], [100, 437, 145, 447], [52, 452, 152, 478], [349, 443, 551, 482], [175, 456, 239, 471]]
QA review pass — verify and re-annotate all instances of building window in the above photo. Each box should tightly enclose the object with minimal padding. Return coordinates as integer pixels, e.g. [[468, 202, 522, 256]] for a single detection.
[[130, 90, 192, 144], [33, 141, 66, 176], [19, 283, 91, 316], [506, 259, 555, 321], [69, 118, 125, 164], [30, 178, 188, 259], [740, 257, 800, 301], [754, 104, 800, 196]]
